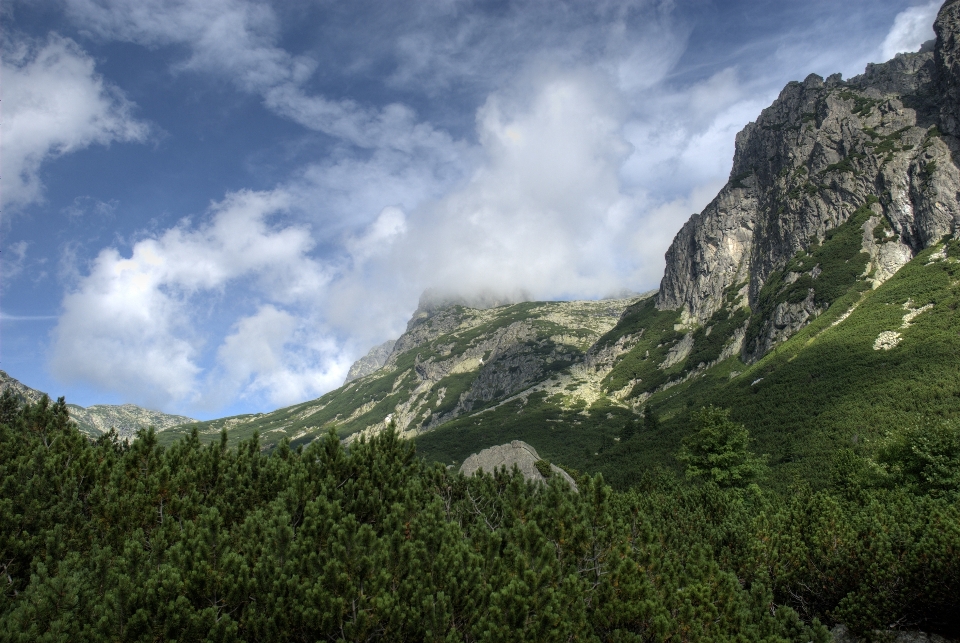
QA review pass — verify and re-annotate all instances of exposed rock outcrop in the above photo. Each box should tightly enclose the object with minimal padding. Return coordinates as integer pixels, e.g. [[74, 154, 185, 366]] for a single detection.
[[657, 4, 960, 362], [68, 404, 195, 438], [460, 440, 578, 490], [343, 339, 396, 384], [0, 370, 49, 406]]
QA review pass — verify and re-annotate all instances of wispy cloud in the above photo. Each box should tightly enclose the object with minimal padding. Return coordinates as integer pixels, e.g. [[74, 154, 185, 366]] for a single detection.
[[881, 1, 939, 60], [1, 34, 150, 209], [0, 313, 59, 322]]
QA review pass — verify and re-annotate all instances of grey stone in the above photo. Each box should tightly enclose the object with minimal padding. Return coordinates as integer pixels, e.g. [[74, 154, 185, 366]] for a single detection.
[[344, 339, 397, 384], [460, 440, 578, 491]]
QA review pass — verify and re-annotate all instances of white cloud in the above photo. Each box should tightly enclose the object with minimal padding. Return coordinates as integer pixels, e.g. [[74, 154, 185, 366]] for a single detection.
[[65, 0, 460, 155], [304, 61, 770, 354], [212, 305, 350, 408], [0, 34, 149, 209], [1, 241, 30, 285], [881, 1, 939, 61], [50, 189, 335, 410]]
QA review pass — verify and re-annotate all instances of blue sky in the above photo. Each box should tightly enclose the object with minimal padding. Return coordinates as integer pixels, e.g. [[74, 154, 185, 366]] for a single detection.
[[1, 0, 941, 419]]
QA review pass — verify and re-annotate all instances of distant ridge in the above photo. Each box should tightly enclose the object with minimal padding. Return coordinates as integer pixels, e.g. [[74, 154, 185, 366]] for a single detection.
[[0, 370, 195, 439]]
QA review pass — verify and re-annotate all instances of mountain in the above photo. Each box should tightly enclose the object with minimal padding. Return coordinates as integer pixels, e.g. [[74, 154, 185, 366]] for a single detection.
[[343, 339, 396, 384], [159, 295, 643, 449], [0, 370, 195, 439], [139, 2, 960, 490]]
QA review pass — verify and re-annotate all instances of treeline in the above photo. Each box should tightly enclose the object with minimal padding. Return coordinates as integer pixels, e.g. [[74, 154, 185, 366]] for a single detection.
[[1, 393, 958, 642]]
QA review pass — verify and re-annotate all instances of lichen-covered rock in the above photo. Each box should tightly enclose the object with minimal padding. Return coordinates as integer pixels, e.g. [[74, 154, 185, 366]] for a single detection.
[[460, 440, 578, 490]]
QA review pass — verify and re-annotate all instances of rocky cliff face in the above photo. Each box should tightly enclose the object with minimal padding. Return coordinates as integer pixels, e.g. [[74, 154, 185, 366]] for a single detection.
[[936, 0, 960, 136], [657, 1, 960, 361], [343, 339, 396, 384]]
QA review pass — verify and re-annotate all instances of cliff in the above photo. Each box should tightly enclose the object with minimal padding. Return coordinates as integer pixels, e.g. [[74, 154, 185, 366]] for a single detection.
[[657, 0, 960, 361]]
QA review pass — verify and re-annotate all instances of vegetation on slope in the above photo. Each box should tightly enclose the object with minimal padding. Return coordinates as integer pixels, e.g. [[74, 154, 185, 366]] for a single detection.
[[161, 299, 632, 450], [4, 393, 959, 641], [418, 234, 960, 493]]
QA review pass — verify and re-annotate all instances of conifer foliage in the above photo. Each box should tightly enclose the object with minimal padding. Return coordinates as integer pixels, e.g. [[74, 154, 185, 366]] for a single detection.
[[1, 392, 957, 641]]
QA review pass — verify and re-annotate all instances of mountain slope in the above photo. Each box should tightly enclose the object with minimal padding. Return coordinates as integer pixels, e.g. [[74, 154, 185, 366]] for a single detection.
[[0, 370, 195, 439], [159, 1, 960, 493], [159, 296, 642, 448], [417, 236, 960, 489]]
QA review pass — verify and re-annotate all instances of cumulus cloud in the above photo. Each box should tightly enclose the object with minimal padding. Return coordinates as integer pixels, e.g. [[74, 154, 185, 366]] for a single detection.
[[50, 189, 336, 410], [880, 1, 939, 61], [211, 305, 350, 408], [0, 34, 149, 209], [319, 66, 738, 321]]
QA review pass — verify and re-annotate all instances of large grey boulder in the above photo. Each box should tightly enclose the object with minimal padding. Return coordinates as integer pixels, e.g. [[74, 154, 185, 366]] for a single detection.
[[459, 440, 578, 491]]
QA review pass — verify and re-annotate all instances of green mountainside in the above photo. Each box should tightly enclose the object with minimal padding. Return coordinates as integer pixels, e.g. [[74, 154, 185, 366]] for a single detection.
[[4, 3, 960, 640], [160, 1, 960, 493], [159, 218, 959, 492], [158, 297, 642, 449]]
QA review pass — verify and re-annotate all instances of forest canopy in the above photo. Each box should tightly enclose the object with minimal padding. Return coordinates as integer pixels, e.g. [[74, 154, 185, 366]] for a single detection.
[[1, 392, 958, 642]]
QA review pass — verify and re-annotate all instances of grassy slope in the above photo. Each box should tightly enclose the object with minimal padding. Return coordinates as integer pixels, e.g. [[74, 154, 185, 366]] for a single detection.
[[416, 238, 960, 490], [160, 300, 628, 449]]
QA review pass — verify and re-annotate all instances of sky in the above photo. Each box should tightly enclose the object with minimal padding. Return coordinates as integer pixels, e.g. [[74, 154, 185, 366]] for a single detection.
[[1, 0, 942, 419]]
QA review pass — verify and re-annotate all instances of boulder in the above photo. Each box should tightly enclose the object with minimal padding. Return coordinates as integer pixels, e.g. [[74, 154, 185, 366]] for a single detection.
[[460, 440, 578, 491]]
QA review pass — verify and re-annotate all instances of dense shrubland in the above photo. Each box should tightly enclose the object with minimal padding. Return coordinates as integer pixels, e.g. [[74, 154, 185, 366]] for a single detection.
[[2, 392, 959, 641]]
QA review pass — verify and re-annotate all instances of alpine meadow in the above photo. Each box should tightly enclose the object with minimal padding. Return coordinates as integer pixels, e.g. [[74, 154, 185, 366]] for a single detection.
[[3, 0, 960, 641]]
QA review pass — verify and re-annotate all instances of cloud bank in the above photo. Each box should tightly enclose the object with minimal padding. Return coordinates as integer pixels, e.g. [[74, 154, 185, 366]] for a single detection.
[[50, 190, 347, 410], [881, 1, 939, 60]]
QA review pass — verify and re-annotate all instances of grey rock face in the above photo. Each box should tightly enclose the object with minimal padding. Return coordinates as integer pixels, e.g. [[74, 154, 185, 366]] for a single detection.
[[68, 404, 195, 439], [344, 339, 397, 384], [751, 290, 825, 359], [935, 0, 960, 136], [657, 4, 960, 361], [460, 440, 578, 490]]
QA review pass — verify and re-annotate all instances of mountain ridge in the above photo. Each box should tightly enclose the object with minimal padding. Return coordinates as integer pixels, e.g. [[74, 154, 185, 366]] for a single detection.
[[0, 370, 196, 439], [9, 4, 960, 494]]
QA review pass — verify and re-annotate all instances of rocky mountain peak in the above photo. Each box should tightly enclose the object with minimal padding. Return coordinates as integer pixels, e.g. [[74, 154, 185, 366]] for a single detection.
[[656, 1, 960, 361], [936, 0, 960, 135]]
